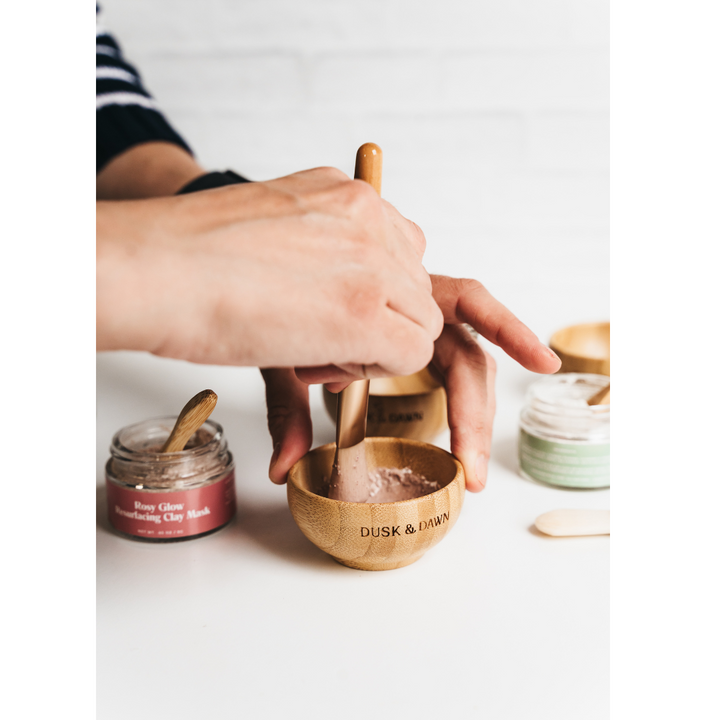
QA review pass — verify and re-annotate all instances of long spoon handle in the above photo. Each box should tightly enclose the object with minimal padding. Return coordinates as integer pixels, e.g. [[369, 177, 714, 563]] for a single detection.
[[335, 143, 383, 449], [355, 141, 382, 195]]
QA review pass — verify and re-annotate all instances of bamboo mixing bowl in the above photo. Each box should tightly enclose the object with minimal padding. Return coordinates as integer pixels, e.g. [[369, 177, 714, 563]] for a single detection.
[[323, 368, 448, 442], [549, 321, 610, 376], [287, 437, 465, 571]]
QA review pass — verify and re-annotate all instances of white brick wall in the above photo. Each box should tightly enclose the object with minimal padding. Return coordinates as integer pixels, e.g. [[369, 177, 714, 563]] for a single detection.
[[99, 0, 609, 329]]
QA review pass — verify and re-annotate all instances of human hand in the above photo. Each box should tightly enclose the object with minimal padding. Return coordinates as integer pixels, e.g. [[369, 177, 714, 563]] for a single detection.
[[262, 275, 561, 491], [424, 275, 561, 491], [97, 167, 443, 372]]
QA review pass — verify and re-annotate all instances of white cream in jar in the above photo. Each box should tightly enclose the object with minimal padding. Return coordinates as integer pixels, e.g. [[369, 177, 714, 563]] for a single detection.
[[518, 373, 609, 489]]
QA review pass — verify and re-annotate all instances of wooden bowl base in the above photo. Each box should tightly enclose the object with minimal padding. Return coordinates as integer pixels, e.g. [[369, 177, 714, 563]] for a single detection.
[[333, 553, 426, 571]]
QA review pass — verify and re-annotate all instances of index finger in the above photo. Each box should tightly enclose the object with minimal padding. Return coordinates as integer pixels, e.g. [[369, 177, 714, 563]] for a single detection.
[[430, 275, 561, 374]]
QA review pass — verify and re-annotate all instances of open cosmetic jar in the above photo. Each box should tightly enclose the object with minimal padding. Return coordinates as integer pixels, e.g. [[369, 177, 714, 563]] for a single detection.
[[105, 418, 236, 541], [518, 373, 610, 489]]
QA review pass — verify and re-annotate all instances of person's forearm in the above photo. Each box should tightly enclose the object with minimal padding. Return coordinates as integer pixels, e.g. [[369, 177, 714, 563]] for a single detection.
[[96, 168, 442, 373], [97, 201, 155, 352], [96, 142, 205, 200]]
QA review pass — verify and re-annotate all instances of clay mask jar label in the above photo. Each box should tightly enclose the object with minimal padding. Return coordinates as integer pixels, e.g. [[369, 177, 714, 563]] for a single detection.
[[519, 430, 609, 488], [106, 471, 235, 540], [105, 417, 236, 541], [518, 373, 610, 489]]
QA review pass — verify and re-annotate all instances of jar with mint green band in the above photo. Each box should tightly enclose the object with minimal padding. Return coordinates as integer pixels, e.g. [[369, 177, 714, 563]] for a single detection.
[[518, 373, 609, 489]]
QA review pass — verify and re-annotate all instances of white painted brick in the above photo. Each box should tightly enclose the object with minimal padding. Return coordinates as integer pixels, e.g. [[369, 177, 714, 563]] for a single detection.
[[422, 229, 609, 289], [474, 169, 608, 223], [102, 0, 582, 55], [208, 1, 381, 54], [343, 113, 525, 170], [99, 0, 609, 249], [528, 112, 609, 169], [99, 0, 214, 55], [568, 0, 610, 47], [443, 51, 609, 111], [386, 0, 571, 51], [488, 169, 608, 224], [210, 0, 571, 52], [137, 55, 305, 112], [310, 53, 441, 111], [395, 168, 608, 228]]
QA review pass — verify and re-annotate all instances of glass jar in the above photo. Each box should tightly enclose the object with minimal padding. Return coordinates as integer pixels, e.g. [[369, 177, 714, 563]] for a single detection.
[[105, 417, 236, 541], [518, 373, 610, 489]]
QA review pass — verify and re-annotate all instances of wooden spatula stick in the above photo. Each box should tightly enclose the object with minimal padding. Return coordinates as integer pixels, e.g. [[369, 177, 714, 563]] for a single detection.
[[535, 509, 610, 537], [161, 389, 218, 453], [328, 143, 382, 502]]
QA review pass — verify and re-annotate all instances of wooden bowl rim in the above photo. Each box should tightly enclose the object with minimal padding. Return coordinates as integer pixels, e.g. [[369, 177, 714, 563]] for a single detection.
[[287, 438, 464, 507], [368, 385, 444, 398], [323, 371, 445, 399], [549, 321, 610, 361], [323, 386, 444, 400]]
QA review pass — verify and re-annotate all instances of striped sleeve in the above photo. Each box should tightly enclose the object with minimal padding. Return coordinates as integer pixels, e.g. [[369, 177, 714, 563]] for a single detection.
[[96, 8, 192, 172]]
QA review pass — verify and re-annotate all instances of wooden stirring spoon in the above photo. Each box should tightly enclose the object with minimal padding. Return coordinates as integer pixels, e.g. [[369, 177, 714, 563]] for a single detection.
[[161, 389, 218, 453], [327, 143, 382, 502]]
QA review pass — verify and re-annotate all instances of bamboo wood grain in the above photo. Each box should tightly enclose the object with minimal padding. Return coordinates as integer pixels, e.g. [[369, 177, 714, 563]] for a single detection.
[[549, 321, 610, 375], [160, 389, 218, 453], [288, 437, 465, 571]]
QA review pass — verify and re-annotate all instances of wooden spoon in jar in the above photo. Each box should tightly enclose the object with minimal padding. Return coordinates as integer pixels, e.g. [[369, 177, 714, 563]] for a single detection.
[[161, 389, 218, 453], [587, 382, 610, 406]]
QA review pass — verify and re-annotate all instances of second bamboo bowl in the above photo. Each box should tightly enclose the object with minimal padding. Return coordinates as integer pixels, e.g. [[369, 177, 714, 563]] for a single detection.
[[549, 321, 610, 376], [323, 368, 448, 442], [287, 437, 465, 571]]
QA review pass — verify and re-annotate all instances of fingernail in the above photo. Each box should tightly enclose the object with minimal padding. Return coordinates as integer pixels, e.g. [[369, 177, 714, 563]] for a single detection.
[[269, 441, 280, 470], [545, 346, 561, 363], [475, 455, 488, 489]]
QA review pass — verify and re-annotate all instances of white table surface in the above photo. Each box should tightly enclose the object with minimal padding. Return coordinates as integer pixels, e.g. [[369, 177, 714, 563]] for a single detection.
[[97, 230, 609, 719]]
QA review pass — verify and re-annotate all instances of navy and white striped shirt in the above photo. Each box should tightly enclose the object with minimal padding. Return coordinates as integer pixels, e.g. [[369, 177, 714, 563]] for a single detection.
[[96, 7, 191, 172]]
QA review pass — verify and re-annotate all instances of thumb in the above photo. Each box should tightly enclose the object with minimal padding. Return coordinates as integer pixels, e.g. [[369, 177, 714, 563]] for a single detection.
[[260, 368, 313, 484]]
